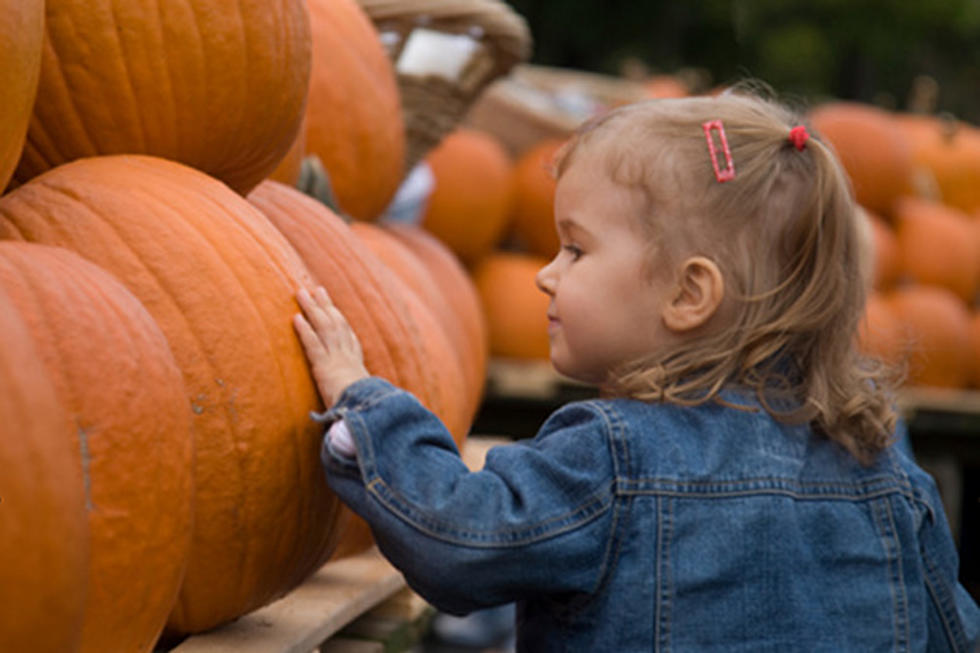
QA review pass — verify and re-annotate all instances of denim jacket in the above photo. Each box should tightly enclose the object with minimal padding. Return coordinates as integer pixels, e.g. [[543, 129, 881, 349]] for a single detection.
[[321, 377, 980, 652]]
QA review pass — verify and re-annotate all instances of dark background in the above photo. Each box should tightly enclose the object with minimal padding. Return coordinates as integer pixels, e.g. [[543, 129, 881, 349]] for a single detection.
[[503, 0, 980, 122]]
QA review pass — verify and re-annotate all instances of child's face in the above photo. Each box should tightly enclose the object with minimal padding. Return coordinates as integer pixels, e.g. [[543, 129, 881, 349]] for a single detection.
[[536, 150, 678, 388]]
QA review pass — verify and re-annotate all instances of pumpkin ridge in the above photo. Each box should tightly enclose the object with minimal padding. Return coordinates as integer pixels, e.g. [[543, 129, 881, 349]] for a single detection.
[[41, 24, 100, 157], [108, 1, 150, 152], [249, 184, 418, 390]]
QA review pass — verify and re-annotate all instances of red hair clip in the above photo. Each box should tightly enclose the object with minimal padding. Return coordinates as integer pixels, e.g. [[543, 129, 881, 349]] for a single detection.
[[702, 120, 735, 182], [788, 125, 809, 151]]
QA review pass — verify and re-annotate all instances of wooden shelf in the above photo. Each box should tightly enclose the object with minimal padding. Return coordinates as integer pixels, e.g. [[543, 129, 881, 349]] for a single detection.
[[166, 548, 405, 653]]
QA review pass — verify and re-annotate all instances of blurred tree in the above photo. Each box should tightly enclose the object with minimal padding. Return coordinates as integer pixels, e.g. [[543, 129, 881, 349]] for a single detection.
[[504, 0, 980, 121]]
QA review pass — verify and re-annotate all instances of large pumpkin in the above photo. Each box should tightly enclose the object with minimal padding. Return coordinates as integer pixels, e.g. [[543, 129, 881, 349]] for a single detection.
[[0, 285, 88, 653], [247, 180, 467, 557], [13, 0, 311, 195], [0, 241, 192, 653], [808, 102, 915, 219], [385, 222, 490, 423], [304, 0, 405, 221], [0, 155, 342, 634], [349, 221, 470, 437], [0, 0, 43, 193]]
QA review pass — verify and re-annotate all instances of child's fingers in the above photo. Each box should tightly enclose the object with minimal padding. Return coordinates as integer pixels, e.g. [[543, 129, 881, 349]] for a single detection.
[[292, 312, 326, 359]]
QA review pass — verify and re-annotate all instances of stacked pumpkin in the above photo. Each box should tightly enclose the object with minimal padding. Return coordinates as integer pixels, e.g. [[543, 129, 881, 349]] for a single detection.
[[809, 101, 980, 389], [0, 0, 486, 651]]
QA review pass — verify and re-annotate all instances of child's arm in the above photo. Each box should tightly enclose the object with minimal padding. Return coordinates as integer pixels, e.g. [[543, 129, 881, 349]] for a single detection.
[[293, 286, 369, 407], [319, 378, 617, 616], [293, 285, 617, 615]]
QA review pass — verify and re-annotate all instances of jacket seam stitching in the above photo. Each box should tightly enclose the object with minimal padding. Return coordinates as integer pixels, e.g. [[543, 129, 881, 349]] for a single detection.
[[364, 478, 613, 547]]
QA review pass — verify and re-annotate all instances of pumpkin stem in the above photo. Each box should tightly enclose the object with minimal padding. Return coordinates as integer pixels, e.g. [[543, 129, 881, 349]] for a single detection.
[[297, 155, 348, 221]]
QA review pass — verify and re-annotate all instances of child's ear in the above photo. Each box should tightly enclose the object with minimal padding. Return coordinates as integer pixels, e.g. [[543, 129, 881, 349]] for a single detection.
[[662, 256, 725, 332]]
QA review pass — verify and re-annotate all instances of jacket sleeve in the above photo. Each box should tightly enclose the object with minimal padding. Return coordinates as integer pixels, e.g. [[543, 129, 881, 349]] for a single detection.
[[320, 377, 619, 614]]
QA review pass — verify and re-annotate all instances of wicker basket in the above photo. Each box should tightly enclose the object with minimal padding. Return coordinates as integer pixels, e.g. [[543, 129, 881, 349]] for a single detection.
[[463, 63, 652, 156], [357, 0, 532, 171]]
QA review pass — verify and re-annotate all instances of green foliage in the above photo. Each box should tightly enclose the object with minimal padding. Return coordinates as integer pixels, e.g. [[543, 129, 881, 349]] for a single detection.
[[504, 0, 980, 122]]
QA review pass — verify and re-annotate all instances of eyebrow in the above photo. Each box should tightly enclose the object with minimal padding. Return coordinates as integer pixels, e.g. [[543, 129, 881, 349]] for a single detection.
[[556, 218, 589, 238]]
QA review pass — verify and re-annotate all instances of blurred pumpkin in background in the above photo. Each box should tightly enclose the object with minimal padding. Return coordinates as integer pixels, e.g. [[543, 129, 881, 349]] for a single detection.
[[473, 251, 551, 361], [421, 128, 515, 266], [864, 208, 903, 290], [508, 137, 566, 259], [885, 284, 972, 388], [897, 113, 980, 214], [857, 291, 907, 370], [808, 102, 915, 219], [893, 196, 980, 303]]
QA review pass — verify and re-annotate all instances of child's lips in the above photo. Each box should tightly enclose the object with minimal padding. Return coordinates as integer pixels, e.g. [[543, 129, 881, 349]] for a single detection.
[[547, 314, 560, 333]]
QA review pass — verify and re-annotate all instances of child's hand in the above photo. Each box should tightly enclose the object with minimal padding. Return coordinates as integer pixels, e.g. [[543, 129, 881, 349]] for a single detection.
[[294, 286, 369, 407]]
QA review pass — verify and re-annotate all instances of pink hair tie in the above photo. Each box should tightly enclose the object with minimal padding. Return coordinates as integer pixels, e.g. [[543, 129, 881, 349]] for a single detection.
[[788, 125, 809, 151]]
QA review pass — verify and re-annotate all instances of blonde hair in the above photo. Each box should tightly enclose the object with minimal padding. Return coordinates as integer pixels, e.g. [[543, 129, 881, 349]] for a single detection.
[[556, 88, 898, 464]]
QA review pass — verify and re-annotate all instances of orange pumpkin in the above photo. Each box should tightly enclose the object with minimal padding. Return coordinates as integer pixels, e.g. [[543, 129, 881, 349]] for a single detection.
[[247, 180, 467, 558], [473, 251, 551, 360], [348, 221, 470, 440], [509, 138, 565, 259], [808, 102, 915, 219], [0, 242, 192, 653], [304, 0, 405, 221], [385, 222, 490, 421], [0, 0, 43, 193], [421, 128, 515, 266], [268, 116, 307, 187], [886, 284, 972, 388], [14, 0, 311, 196], [893, 196, 980, 303], [864, 208, 902, 290], [0, 155, 340, 635], [0, 285, 87, 653], [857, 291, 906, 369], [897, 113, 980, 214]]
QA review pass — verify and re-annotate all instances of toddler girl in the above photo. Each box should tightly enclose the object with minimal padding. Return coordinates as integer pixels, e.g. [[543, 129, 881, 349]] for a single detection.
[[294, 90, 979, 651]]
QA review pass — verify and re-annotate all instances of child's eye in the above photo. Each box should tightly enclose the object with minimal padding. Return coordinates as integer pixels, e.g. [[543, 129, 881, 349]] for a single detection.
[[563, 244, 583, 260]]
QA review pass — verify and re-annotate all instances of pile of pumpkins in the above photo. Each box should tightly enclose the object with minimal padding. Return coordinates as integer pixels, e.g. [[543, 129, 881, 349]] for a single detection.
[[0, 1, 486, 651], [419, 82, 980, 390], [809, 102, 980, 390]]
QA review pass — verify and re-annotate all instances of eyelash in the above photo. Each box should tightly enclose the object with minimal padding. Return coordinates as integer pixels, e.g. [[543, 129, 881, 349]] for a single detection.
[[563, 244, 582, 260]]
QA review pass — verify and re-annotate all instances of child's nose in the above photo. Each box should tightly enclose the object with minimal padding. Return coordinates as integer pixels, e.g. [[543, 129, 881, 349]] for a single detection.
[[535, 261, 555, 295]]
